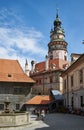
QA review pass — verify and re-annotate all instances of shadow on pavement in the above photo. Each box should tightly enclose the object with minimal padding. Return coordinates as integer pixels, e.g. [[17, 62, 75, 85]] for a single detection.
[[34, 113, 84, 130]]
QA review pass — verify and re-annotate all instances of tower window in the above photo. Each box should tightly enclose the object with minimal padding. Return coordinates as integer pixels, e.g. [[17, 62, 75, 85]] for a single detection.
[[64, 55, 67, 61], [50, 55, 53, 60], [57, 35, 59, 38]]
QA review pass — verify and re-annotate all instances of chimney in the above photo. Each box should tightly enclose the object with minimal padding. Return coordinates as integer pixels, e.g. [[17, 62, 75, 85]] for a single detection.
[[45, 55, 49, 70], [31, 60, 35, 73], [25, 59, 30, 76]]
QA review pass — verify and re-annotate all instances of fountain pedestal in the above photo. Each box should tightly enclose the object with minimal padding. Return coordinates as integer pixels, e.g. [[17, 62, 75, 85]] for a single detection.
[[0, 112, 29, 127]]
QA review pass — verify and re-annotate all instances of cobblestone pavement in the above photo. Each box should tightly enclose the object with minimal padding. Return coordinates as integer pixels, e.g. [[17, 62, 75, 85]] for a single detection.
[[24, 113, 84, 130]]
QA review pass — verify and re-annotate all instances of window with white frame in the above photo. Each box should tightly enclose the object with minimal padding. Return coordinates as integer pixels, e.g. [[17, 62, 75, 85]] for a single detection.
[[71, 75, 74, 87], [79, 69, 83, 84]]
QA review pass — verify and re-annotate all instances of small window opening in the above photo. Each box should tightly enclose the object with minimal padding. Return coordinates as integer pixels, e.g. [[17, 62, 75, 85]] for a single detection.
[[8, 74, 12, 77]]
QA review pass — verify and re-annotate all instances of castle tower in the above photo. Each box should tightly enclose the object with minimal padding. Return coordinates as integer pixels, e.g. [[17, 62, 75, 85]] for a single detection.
[[48, 9, 68, 61], [30, 9, 70, 95]]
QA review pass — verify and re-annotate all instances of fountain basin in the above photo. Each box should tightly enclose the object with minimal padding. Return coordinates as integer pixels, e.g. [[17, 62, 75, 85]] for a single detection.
[[0, 112, 29, 127]]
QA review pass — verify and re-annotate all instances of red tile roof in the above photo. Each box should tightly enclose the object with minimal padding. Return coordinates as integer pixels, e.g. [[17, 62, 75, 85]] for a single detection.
[[35, 59, 69, 72], [26, 95, 53, 105], [0, 59, 35, 83], [35, 61, 45, 72]]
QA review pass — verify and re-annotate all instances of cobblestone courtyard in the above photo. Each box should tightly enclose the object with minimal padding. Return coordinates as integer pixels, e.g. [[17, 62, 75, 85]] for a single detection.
[[0, 113, 84, 130], [24, 113, 84, 130]]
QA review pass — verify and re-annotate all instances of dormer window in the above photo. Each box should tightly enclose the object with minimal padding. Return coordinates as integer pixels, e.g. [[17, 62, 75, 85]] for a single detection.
[[8, 74, 12, 77]]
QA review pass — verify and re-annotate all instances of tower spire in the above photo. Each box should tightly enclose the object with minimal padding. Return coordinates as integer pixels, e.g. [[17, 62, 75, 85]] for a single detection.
[[25, 59, 30, 76], [56, 8, 59, 18], [25, 59, 28, 65], [53, 8, 62, 31]]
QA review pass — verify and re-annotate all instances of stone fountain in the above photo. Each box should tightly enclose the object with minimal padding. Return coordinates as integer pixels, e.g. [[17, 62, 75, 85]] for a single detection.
[[0, 97, 29, 129]]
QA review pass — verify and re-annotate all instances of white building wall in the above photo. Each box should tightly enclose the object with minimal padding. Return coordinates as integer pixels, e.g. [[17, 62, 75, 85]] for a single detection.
[[53, 50, 67, 60], [63, 61, 84, 110]]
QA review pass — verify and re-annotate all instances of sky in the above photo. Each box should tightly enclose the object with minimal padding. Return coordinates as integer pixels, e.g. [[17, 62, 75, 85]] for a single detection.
[[0, 0, 84, 70]]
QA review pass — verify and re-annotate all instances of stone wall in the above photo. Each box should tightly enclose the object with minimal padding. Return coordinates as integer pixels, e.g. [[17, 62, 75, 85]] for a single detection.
[[0, 82, 32, 111]]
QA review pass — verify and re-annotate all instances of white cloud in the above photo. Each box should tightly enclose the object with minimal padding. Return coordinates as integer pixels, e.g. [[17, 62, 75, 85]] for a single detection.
[[0, 8, 24, 28], [0, 27, 46, 54], [0, 46, 8, 56], [0, 8, 47, 69]]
